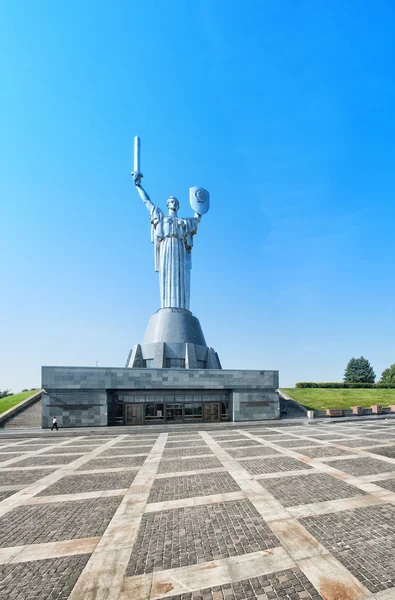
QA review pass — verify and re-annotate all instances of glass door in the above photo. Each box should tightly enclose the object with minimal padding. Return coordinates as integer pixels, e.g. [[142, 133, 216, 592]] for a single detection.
[[203, 402, 220, 422], [125, 403, 144, 425], [166, 403, 184, 422]]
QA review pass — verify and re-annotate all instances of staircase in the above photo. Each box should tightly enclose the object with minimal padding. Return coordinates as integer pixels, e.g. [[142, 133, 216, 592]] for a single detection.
[[1, 398, 42, 429]]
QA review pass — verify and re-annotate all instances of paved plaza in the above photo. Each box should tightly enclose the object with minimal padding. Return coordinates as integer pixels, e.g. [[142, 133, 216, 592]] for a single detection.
[[2, 422, 395, 598]]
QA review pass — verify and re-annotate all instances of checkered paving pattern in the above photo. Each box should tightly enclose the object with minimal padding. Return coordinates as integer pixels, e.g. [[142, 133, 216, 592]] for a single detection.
[[0, 422, 395, 599], [126, 499, 278, 576], [300, 504, 395, 594], [165, 568, 323, 600]]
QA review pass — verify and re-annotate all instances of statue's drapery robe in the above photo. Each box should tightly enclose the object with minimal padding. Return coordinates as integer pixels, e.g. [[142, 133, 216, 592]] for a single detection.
[[149, 206, 199, 310]]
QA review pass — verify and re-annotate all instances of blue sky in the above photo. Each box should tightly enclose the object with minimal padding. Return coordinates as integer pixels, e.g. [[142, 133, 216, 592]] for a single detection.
[[1, 0, 395, 392]]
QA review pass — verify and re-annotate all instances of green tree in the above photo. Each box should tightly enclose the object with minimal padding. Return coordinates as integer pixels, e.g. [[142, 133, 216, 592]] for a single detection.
[[343, 357, 376, 384], [379, 364, 395, 385], [0, 390, 12, 399]]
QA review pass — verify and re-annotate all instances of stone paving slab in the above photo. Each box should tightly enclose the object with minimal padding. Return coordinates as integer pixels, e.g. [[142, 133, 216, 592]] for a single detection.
[[0, 553, 91, 599], [148, 471, 241, 503], [0, 496, 122, 547], [37, 471, 138, 496]]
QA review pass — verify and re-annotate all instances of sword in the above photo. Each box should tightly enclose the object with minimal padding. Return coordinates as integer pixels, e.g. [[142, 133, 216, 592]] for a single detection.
[[132, 135, 143, 182]]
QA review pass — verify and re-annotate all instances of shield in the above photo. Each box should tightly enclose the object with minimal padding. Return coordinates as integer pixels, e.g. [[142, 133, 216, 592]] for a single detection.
[[189, 186, 210, 215]]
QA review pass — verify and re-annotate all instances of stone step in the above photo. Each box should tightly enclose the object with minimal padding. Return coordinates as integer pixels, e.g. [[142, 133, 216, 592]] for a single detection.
[[1, 398, 42, 429]]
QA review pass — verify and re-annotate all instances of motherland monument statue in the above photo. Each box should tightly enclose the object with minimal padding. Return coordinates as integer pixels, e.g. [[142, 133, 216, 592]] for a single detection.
[[132, 136, 209, 311], [127, 137, 221, 369]]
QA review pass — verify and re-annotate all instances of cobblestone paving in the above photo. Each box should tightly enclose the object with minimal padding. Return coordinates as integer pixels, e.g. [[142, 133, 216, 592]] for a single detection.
[[162, 446, 214, 458], [368, 445, 395, 458], [217, 439, 263, 448], [0, 496, 122, 546], [323, 456, 395, 476], [300, 504, 395, 594], [166, 568, 323, 600], [0, 489, 18, 502], [148, 471, 241, 503], [1, 425, 395, 599], [0, 469, 55, 486], [10, 454, 84, 467], [39, 446, 92, 454], [303, 434, 349, 441], [227, 445, 281, 458], [0, 452, 26, 460], [258, 473, 365, 507], [76, 455, 146, 470], [37, 471, 137, 495], [100, 446, 151, 456], [126, 499, 278, 575], [270, 439, 322, 448], [240, 456, 312, 475], [166, 440, 209, 447], [373, 477, 395, 493], [157, 456, 223, 474], [332, 438, 381, 448], [0, 446, 41, 452], [0, 554, 91, 599], [296, 446, 354, 458]]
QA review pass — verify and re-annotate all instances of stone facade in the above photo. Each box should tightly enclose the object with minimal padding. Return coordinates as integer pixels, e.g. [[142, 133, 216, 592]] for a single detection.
[[41, 366, 279, 428]]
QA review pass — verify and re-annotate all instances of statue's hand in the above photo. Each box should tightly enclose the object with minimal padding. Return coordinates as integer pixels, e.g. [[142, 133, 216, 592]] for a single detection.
[[132, 172, 143, 187]]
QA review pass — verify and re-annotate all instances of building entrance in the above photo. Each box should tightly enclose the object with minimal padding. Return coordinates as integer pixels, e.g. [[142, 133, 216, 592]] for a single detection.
[[108, 391, 230, 425]]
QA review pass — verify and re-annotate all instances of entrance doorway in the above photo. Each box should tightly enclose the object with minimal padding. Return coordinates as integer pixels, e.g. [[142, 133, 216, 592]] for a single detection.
[[166, 403, 184, 422], [203, 402, 220, 422], [125, 403, 144, 425]]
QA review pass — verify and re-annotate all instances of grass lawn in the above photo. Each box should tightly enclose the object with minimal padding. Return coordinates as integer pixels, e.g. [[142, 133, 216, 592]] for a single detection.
[[0, 390, 40, 415], [281, 388, 395, 411]]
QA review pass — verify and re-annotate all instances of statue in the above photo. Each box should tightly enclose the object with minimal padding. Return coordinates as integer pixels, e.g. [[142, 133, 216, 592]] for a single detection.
[[132, 137, 209, 311]]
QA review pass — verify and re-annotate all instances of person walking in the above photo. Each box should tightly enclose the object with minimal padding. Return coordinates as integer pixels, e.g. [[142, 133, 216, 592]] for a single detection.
[[51, 416, 58, 431]]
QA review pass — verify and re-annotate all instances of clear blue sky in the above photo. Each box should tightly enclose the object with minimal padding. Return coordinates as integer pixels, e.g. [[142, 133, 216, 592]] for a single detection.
[[1, 0, 395, 392]]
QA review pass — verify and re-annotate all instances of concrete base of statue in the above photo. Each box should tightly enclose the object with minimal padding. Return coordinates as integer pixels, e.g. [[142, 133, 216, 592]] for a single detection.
[[126, 308, 221, 369]]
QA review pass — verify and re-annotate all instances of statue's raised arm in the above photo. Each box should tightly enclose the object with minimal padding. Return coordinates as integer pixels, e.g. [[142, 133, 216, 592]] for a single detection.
[[132, 172, 155, 213]]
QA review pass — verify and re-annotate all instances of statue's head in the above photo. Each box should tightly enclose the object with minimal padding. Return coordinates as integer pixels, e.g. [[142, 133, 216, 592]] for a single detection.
[[167, 196, 180, 212]]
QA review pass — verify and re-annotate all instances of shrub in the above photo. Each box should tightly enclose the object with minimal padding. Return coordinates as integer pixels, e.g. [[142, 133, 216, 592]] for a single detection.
[[295, 382, 395, 389]]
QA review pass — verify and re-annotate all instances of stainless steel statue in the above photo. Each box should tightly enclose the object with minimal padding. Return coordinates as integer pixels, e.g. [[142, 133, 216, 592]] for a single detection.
[[132, 137, 209, 310]]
